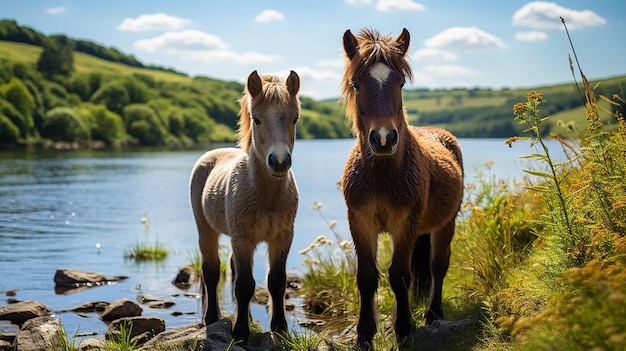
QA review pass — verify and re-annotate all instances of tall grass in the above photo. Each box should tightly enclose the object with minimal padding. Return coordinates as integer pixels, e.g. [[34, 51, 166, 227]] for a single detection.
[[124, 213, 168, 261]]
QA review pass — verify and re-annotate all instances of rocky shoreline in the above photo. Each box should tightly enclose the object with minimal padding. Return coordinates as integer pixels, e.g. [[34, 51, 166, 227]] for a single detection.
[[0, 268, 479, 350], [0, 268, 304, 351]]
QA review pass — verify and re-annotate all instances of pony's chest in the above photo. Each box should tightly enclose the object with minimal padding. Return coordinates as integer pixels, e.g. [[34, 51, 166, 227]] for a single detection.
[[343, 163, 420, 213]]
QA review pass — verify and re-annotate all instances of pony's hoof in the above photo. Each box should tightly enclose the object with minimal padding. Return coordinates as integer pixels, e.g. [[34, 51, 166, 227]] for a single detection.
[[424, 308, 443, 325], [355, 336, 374, 351], [232, 325, 250, 345]]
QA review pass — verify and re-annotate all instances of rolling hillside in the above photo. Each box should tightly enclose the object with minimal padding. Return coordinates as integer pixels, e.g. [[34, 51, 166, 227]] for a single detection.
[[1, 17, 625, 146]]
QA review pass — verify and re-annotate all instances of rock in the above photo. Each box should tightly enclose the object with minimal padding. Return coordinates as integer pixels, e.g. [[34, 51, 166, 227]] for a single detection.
[[14, 316, 63, 351], [54, 268, 128, 286], [0, 300, 51, 325], [251, 286, 269, 305], [286, 273, 304, 298], [138, 323, 205, 351], [77, 336, 106, 350], [413, 317, 480, 348], [172, 264, 200, 289], [137, 294, 175, 309], [58, 301, 110, 314], [100, 298, 142, 322], [107, 316, 165, 344], [0, 332, 15, 351]]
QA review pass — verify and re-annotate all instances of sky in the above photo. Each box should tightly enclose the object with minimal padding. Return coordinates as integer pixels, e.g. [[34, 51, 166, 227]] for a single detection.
[[3, 1, 625, 100]]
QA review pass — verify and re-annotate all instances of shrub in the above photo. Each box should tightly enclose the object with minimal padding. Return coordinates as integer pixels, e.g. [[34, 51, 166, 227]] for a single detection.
[[0, 113, 20, 142], [41, 106, 90, 142], [90, 81, 130, 115], [3, 77, 34, 137], [123, 103, 166, 145]]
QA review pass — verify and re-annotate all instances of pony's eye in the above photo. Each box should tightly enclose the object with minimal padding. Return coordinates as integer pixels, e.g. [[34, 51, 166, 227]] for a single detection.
[[400, 80, 405, 89], [351, 82, 360, 92], [252, 117, 260, 125], [293, 116, 299, 124]]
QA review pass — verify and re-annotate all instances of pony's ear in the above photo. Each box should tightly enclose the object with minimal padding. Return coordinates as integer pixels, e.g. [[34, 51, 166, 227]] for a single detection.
[[343, 29, 359, 59], [247, 70, 263, 98], [395, 28, 411, 56], [286, 70, 300, 96]]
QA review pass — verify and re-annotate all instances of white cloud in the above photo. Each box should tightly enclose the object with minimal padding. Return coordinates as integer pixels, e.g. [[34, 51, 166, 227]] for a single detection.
[[118, 13, 192, 32], [515, 31, 549, 42], [283, 66, 342, 82], [424, 27, 508, 51], [45, 7, 67, 15], [134, 30, 228, 52], [188, 51, 280, 64], [134, 30, 279, 64], [254, 9, 285, 23], [345, 0, 373, 5], [512, 1, 606, 30], [411, 48, 458, 62], [315, 58, 344, 69], [419, 64, 478, 77], [376, 0, 426, 12]]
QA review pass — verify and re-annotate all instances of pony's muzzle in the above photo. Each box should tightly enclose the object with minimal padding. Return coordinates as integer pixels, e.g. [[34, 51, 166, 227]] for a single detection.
[[368, 128, 398, 156], [267, 151, 292, 177]]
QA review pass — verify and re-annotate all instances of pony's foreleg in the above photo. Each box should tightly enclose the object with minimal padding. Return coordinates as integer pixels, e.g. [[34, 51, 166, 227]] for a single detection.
[[231, 241, 256, 344], [199, 227, 221, 326], [267, 237, 291, 335], [389, 232, 417, 344], [350, 216, 379, 350], [426, 219, 455, 324]]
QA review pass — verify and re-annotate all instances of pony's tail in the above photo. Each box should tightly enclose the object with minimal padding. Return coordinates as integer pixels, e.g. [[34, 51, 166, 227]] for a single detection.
[[411, 233, 431, 302]]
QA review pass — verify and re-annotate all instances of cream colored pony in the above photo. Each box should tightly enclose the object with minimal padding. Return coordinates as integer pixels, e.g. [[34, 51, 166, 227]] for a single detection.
[[189, 70, 300, 344]]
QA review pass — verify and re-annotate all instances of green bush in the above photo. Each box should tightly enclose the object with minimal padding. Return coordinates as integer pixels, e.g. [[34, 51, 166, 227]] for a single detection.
[[123, 103, 166, 145], [0, 113, 20, 142], [3, 77, 34, 137], [41, 106, 90, 142], [90, 81, 130, 115]]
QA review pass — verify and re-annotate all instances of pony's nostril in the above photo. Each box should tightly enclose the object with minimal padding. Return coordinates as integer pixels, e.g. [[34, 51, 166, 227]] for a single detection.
[[388, 130, 398, 146], [268, 153, 278, 169], [284, 153, 292, 170], [369, 130, 380, 148]]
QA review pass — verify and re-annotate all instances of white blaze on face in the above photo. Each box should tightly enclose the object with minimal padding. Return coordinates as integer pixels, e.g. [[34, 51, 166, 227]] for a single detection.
[[378, 127, 390, 146], [369, 62, 391, 85], [368, 63, 394, 147]]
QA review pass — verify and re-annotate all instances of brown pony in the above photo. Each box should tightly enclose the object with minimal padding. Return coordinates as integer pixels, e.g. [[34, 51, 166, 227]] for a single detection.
[[189, 70, 300, 344], [340, 28, 464, 349]]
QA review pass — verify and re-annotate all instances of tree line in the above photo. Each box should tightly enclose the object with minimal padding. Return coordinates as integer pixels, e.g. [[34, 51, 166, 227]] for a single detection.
[[0, 20, 350, 147]]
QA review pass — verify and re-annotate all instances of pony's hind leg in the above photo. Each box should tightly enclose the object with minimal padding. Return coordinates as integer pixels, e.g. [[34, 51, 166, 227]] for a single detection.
[[199, 226, 221, 326], [267, 237, 292, 335], [426, 219, 455, 324]]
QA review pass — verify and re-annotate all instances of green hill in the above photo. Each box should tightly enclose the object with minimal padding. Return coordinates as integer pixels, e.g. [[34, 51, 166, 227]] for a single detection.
[[1, 18, 624, 147], [0, 24, 349, 147]]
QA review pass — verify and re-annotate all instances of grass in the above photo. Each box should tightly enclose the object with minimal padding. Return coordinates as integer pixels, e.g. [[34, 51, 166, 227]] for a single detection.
[[124, 214, 169, 261], [0, 40, 192, 84], [294, 21, 626, 350]]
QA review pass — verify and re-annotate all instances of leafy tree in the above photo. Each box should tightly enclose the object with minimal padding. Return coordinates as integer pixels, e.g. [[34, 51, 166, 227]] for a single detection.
[[123, 103, 166, 145], [90, 81, 130, 115], [36, 38, 74, 78], [40, 107, 90, 142], [68, 74, 92, 101], [3, 77, 34, 137], [87, 104, 126, 144], [0, 112, 20, 142]]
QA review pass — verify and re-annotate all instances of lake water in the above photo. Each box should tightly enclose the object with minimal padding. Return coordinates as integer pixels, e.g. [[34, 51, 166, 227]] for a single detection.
[[0, 138, 565, 336]]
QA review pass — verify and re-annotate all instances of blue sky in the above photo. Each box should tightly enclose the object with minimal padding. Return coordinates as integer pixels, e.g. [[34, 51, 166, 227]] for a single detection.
[[3, 1, 625, 100]]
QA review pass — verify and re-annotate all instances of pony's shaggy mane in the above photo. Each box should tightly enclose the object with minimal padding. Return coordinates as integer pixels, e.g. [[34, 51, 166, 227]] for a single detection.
[[340, 29, 414, 130], [237, 75, 295, 151]]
